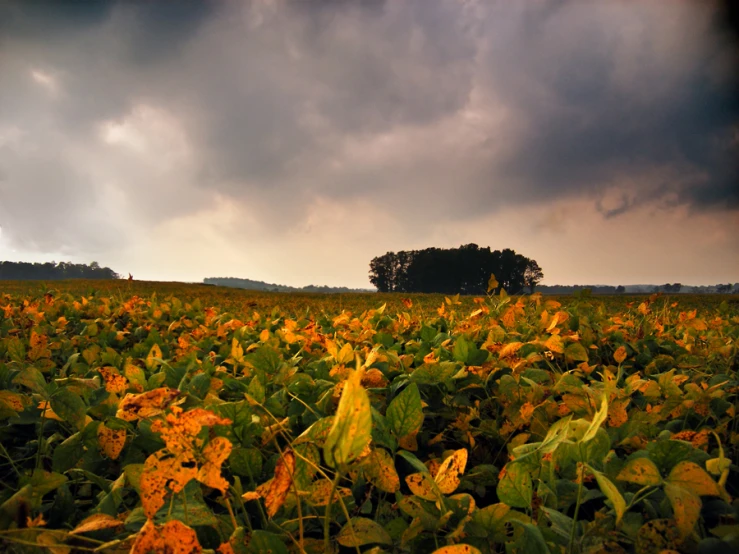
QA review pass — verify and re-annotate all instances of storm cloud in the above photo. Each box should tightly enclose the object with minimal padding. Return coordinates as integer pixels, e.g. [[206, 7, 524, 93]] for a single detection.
[[0, 0, 737, 286]]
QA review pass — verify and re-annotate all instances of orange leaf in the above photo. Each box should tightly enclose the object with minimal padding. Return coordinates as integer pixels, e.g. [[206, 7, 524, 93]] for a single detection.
[[263, 449, 295, 517], [117, 388, 180, 422], [197, 437, 233, 493], [140, 451, 198, 518], [98, 367, 129, 394], [97, 422, 127, 460], [131, 519, 202, 554]]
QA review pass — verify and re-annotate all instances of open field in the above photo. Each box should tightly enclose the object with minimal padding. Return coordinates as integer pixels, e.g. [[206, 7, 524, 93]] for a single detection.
[[0, 280, 737, 553]]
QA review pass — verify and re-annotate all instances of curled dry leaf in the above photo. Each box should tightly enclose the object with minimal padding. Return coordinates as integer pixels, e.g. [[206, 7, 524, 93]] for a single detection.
[[264, 449, 295, 517], [117, 388, 180, 422], [70, 513, 124, 534]]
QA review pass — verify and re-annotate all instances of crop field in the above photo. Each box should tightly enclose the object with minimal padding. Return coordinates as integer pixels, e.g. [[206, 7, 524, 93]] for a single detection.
[[0, 280, 737, 554]]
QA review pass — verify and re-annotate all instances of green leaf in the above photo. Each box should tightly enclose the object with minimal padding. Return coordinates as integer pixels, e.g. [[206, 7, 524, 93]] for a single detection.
[[229, 447, 263, 479], [540, 414, 573, 454], [580, 395, 607, 444], [645, 440, 696, 474], [586, 464, 626, 525], [510, 521, 551, 554], [564, 342, 589, 363], [386, 382, 424, 446], [12, 366, 47, 395], [6, 337, 26, 363], [497, 462, 533, 509], [410, 362, 457, 385], [453, 336, 470, 364], [336, 517, 393, 547], [52, 433, 85, 473], [247, 530, 288, 554], [20, 470, 68, 496], [50, 388, 88, 430], [323, 369, 372, 468]]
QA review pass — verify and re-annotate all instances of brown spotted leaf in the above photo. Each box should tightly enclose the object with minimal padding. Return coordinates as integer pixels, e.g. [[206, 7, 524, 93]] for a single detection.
[[117, 388, 180, 422], [97, 422, 127, 460], [263, 449, 295, 517], [140, 450, 198, 518], [434, 449, 468, 494], [197, 437, 233, 493]]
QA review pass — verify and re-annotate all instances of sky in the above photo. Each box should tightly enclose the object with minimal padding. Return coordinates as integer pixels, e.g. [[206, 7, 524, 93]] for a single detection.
[[0, 0, 737, 288]]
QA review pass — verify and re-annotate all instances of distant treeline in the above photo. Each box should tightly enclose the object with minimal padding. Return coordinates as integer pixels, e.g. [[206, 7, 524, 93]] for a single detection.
[[0, 261, 119, 280], [538, 283, 739, 295], [203, 277, 373, 294], [369, 244, 543, 294]]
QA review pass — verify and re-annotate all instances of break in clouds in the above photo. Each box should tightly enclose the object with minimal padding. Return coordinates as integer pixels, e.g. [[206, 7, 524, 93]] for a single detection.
[[0, 0, 737, 286]]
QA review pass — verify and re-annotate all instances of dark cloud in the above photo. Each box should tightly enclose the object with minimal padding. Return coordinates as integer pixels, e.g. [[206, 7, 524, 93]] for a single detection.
[[0, 0, 736, 262]]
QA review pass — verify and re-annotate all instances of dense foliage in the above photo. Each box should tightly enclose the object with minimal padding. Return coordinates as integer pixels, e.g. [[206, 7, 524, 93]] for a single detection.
[[0, 280, 737, 554], [0, 262, 119, 281], [369, 245, 543, 294]]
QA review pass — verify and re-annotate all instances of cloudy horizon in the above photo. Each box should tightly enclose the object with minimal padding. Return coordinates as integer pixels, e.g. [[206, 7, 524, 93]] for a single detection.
[[1, 0, 737, 288]]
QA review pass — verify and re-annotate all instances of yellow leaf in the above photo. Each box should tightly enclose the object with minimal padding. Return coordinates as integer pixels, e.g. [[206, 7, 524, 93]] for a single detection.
[[146, 343, 163, 370], [667, 461, 721, 497], [498, 342, 523, 359], [230, 338, 244, 361], [307, 478, 352, 506], [362, 448, 400, 493], [337, 343, 355, 365], [544, 334, 564, 354], [405, 472, 438, 501], [616, 458, 662, 486], [324, 369, 372, 469], [434, 449, 468, 494], [664, 482, 702, 538], [97, 422, 127, 460]]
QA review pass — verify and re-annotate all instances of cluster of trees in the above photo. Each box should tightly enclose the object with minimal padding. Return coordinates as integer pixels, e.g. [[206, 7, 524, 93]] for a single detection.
[[0, 261, 119, 280], [369, 244, 543, 294]]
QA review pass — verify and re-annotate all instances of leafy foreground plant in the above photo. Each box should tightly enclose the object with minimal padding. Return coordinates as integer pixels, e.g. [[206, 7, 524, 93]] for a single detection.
[[0, 285, 737, 553]]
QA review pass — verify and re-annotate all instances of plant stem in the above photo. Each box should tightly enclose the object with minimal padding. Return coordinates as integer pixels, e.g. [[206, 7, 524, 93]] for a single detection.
[[568, 459, 585, 554], [323, 470, 342, 553], [0, 442, 21, 479]]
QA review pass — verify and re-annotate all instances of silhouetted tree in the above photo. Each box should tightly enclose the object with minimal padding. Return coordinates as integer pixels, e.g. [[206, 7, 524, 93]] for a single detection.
[[523, 260, 544, 292], [369, 244, 542, 294]]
